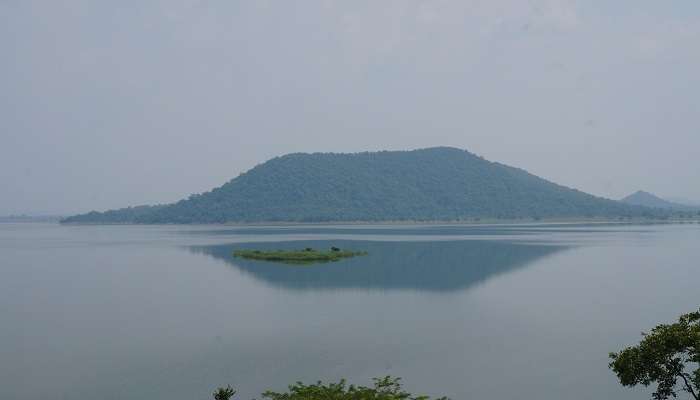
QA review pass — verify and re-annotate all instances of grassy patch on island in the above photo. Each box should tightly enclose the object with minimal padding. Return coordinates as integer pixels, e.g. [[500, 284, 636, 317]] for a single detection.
[[233, 247, 367, 264]]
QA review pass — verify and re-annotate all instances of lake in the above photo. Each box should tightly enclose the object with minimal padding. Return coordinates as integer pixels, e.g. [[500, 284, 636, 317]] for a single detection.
[[1, 222, 698, 400]]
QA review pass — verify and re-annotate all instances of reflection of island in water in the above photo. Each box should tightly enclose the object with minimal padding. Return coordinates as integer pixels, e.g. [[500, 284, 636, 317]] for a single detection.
[[189, 240, 567, 292]]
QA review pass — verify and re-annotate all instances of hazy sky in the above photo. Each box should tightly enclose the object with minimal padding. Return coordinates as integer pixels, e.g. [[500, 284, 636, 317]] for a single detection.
[[2, 1, 699, 215]]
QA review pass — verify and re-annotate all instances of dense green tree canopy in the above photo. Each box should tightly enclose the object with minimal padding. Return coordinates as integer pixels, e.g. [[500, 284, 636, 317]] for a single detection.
[[609, 309, 700, 400], [63, 147, 672, 224], [213, 377, 447, 400]]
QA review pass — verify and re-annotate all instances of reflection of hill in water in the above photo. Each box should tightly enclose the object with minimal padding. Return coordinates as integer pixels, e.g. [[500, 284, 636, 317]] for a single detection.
[[181, 223, 633, 238], [189, 240, 566, 292]]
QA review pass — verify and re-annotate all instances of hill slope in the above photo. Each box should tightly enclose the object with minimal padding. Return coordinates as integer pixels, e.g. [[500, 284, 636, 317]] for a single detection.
[[621, 190, 696, 211], [63, 147, 666, 223]]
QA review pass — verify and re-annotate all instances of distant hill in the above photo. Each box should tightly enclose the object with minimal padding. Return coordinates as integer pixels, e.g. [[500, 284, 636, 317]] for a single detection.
[[621, 191, 697, 211], [667, 197, 700, 208], [0, 215, 63, 223], [61, 205, 166, 224], [63, 147, 672, 224]]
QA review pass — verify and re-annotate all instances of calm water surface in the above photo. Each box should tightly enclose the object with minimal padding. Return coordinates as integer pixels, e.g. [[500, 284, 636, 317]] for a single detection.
[[1, 223, 699, 400]]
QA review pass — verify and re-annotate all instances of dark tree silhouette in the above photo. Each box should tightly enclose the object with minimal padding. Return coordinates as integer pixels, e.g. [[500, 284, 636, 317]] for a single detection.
[[213, 385, 236, 400]]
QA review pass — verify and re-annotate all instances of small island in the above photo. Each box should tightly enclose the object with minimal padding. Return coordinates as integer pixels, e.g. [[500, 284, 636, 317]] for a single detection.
[[233, 247, 367, 264]]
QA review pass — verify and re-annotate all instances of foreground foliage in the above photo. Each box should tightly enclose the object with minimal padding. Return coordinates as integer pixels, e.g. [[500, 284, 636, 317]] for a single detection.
[[609, 308, 700, 400], [233, 247, 366, 264], [213, 377, 448, 400], [213, 386, 236, 400]]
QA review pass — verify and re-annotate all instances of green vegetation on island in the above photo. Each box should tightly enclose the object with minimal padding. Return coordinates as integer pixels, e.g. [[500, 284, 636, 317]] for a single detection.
[[233, 247, 366, 264], [213, 376, 448, 400], [62, 147, 696, 224], [609, 308, 700, 400]]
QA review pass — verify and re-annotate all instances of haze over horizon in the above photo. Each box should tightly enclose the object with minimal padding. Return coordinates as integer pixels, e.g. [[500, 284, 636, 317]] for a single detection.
[[2, 1, 699, 215]]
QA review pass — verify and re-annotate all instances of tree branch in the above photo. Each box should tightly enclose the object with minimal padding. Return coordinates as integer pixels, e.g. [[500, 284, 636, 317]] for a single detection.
[[678, 373, 698, 400]]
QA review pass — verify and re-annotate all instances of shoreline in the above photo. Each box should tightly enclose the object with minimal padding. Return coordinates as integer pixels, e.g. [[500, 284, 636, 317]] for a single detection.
[[53, 217, 700, 227]]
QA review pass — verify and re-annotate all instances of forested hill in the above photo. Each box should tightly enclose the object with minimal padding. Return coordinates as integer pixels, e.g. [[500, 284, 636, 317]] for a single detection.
[[63, 147, 671, 224]]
